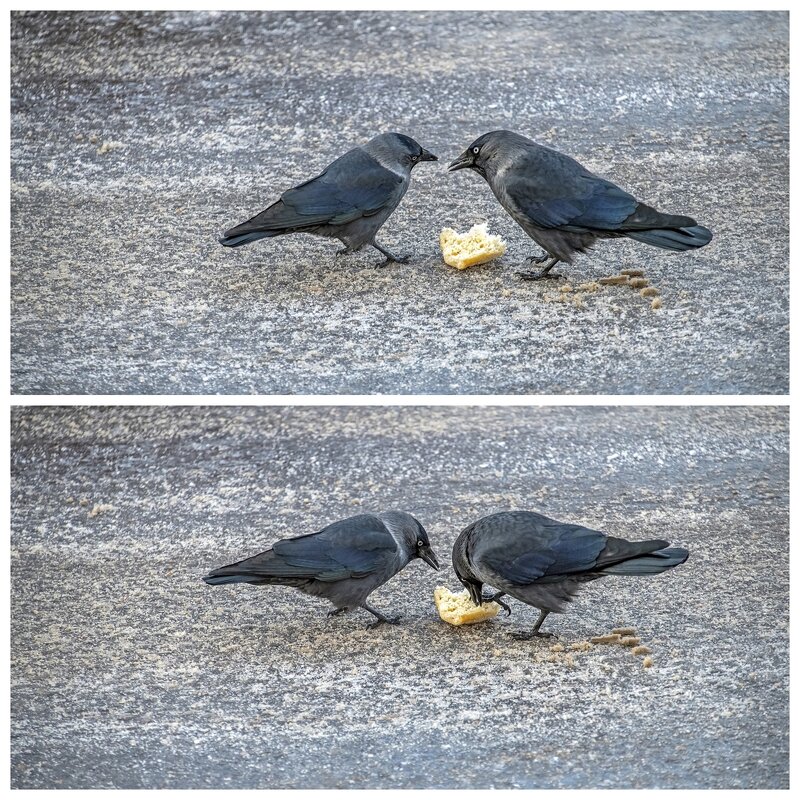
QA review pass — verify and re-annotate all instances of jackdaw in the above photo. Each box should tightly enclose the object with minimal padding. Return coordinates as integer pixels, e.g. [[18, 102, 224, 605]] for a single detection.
[[219, 133, 438, 266], [449, 130, 712, 279], [203, 510, 439, 627], [452, 510, 688, 638]]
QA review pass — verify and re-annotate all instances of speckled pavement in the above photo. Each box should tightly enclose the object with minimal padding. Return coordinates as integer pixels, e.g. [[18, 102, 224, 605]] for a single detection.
[[10, 11, 788, 394], [11, 406, 788, 788]]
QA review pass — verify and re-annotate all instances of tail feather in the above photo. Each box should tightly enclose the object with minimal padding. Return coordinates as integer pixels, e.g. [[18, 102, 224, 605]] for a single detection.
[[599, 546, 689, 576], [218, 230, 277, 247], [627, 225, 712, 252], [203, 572, 254, 585]]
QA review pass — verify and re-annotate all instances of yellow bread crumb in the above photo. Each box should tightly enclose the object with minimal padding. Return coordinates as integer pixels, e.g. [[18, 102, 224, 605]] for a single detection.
[[632, 645, 652, 656], [577, 281, 601, 292], [590, 633, 622, 644], [612, 627, 636, 636], [433, 586, 500, 626], [599, 275, 629, 286], [629, 277, 648, 289], [570, 641, 593, 652], [620, 636, 641, 647], [651, 298, 663, 310], [621, 269, 645, 277], [439, 224, 506, 270], [640, 287, 659, 298], [643, 656, 654, 668], [550, 643, 565, 652], [572, 293, 584, 309], [559, 285, 573, 293]]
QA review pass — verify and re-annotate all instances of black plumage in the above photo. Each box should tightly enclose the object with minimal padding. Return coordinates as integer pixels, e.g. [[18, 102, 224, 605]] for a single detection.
[[203, 511, 439, 628], [449, 130, 712, 279], [452, 510, 689, 638], [220, 133, 437, 265]]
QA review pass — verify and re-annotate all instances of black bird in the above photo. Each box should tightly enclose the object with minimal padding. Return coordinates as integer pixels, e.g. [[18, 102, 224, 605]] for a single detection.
[[452, 510, 688, 638], [449, 130, 712, 279], [203, 511, 439, 628], [220, 133, 438, 266]]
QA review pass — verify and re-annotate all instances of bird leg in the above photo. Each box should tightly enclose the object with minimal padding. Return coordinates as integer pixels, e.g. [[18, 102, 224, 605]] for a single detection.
[[482, 591, 512, 616], [371, 240, 410, 267], [516, 256, 563, 281], [362, 603, 402, 629], [510, 609, 555, 640], [327, 607, 348, 617]]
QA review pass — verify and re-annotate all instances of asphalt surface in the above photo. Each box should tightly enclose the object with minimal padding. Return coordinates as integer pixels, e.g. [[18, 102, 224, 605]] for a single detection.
[[11, 406, 789, 788], [10, 10, 789, 394]]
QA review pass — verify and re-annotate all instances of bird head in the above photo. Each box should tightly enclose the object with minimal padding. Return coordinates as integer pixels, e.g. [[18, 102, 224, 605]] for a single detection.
[[448, 130, 516, 177], [364, 133, 438, 174], [410, 519, 440, 571]]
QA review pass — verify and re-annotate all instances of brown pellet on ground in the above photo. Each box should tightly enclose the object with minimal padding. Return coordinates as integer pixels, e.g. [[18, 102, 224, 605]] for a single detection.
[[612, 627, 636, 636], [570, 641, 593, 652], [560, 284, 573, 293], [629, 277, 648, 289], [577, 281, 601, 292], [590, 633, 622, 644], [632, 645, 652, 656], [651, 298, 663, 310], [643, 656, 654, 669], [621, 269, 645, 277], [599, 275, 629, 286], [550, 643, 565, 652], [620, 636, 641, 647], [640, 287, 659, 298]]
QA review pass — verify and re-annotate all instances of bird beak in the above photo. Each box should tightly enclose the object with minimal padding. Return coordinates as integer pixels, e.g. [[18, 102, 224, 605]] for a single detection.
[[420, 149, 438, 162], [418, 545, 440, 570], [448, 151, 472, 172]]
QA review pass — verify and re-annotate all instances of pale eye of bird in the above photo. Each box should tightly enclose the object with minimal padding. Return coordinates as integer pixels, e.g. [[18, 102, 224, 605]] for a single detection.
[[411, 155, 418, 162], [472, 146, 480, 155], [417, 540, 424, 547]]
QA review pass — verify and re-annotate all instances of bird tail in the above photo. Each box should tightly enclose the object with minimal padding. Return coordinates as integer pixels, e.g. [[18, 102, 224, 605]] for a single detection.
[[203, 571, 254, 585], [218, 230, 278, 248], [599, 546, 689, 576], [626, 225, 712, 252]]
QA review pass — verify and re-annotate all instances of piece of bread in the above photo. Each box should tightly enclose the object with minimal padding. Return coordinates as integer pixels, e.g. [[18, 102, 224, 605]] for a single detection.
[[440, 223, 506, 270], [434, 586, 501, 625]]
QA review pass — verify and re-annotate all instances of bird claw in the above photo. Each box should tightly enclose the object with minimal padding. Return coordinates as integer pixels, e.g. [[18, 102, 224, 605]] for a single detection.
[[374, 255, 410, 267], [327, 608, 347, 618], [482, 593, 512, 616], [366, 615, 402, 629], [515, 270, 564, 281], [526, 253, 551, 265]]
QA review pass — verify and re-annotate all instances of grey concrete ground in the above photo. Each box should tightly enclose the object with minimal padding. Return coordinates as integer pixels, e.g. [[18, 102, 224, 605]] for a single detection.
[[10, 11, 788, 394], [11, 406, 788, 788]]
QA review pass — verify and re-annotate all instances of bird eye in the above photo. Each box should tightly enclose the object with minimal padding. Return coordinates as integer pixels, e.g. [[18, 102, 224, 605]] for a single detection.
[[417, 540, 425, 547], [472, 146, 480, 155], [411, 155, 419, 162]]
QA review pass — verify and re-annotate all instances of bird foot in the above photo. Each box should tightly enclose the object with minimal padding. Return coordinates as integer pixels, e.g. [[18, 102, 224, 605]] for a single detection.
[[515, 270, 564, 281], [335, 247, 354, 257], [510, 630, 556, 641], [526, 253, 551, 265], [327, 608, 347, 618], [374, 255, 410, 267], [365, 615, 402, 629], [482, 593, 512, 616]]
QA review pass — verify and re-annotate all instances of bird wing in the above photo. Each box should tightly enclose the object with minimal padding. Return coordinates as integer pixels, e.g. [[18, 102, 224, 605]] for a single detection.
[[502, 146, 638, 232], [227, 148, 405, 236], [472, 512, 607, 585], [238, 514, 399, 582]]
